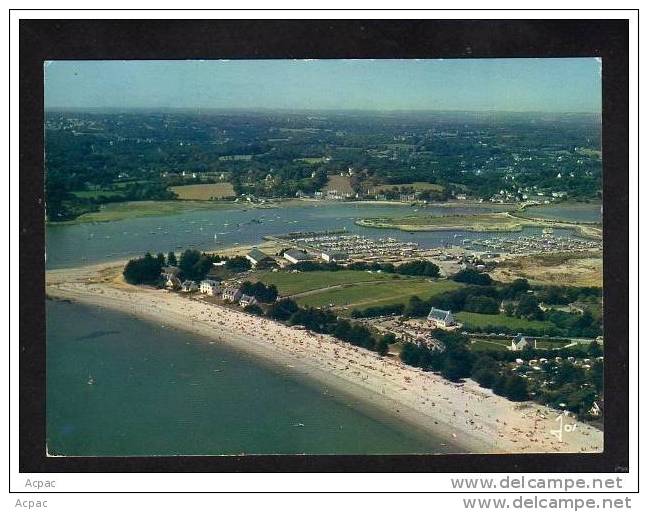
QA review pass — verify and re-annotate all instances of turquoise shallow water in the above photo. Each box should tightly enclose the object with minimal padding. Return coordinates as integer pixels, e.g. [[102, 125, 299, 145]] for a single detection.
[[46, 299, 462, 456]]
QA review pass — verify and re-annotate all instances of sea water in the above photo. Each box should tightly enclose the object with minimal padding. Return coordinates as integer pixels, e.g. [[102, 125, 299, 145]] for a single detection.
[[47, 299, 461, 455]]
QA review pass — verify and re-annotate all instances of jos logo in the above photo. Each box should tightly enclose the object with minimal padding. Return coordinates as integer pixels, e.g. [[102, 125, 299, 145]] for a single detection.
[[550, 411, 578, 441]]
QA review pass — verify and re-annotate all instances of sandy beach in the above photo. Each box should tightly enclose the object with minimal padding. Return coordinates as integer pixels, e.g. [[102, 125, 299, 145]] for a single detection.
[[46, 262, 603, 454]]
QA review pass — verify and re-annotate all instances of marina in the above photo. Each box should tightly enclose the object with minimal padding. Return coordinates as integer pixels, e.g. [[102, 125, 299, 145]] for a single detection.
[[45, 202, 600, 270], [272, 232, 425, 262]]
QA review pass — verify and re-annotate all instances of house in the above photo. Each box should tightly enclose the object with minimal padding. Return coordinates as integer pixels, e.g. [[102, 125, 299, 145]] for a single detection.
[[200, 279, 221, 296], [283, 249, 314, 265], [509, 333, 536, 351], [427, 307, 456, 328], [161, 266, 182, 289], [321, 251, 348, 263], [181, 280, 198, 292], [165, 276, 181, 289], [239, 294, 258, 308], [161, 265, 180, 280], [222, 287, 243, 302], [245, 248, 274, 267]]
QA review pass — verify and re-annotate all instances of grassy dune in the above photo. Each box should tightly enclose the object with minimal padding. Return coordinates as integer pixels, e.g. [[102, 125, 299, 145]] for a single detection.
[[356, 211, 602, 239], [59, 200, 240, 224], [492, 251, 603, 287]]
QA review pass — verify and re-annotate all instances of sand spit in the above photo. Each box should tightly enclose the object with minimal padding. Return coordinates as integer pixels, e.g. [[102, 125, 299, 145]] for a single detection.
[[46, 264, 603, 454]]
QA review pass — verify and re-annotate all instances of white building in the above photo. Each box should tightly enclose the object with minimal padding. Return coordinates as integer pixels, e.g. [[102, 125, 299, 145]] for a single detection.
[[509, 334, 536, 351], [427, 308, 456, 328], [283, 249, 313, 265], [321, 251, 348, 263], [200, 279, 221, 296], [161, 266, 181, 289]]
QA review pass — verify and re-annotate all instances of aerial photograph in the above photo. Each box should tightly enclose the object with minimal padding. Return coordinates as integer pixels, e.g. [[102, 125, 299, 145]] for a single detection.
[[44, 59, 604, 456]]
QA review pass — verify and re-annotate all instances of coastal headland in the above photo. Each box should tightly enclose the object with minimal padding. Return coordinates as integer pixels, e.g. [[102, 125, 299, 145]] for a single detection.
[[46, 260, 603, 454]]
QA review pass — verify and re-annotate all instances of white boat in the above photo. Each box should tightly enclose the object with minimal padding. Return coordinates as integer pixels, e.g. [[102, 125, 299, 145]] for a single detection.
[[87, 375, 95, 385]]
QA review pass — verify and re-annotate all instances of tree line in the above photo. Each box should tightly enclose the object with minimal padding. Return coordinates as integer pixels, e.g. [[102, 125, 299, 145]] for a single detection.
[[123, 249, 252, 285], [291, 259, 440, 278], [239, 281, 279, 303], [401, 334, 602, 417]]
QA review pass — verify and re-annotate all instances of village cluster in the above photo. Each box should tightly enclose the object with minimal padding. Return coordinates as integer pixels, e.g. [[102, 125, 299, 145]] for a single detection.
[[157, 236, 466, 338], [157, 237, 574, 358], [160, 264, 261, 308]]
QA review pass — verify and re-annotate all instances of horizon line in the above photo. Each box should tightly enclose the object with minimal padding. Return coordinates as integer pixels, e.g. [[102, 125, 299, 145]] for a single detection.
[[44, 106, 602, 116]]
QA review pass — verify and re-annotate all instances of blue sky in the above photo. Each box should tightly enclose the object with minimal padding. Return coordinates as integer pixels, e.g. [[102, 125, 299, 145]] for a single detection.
[[44, 59, 602, 113]]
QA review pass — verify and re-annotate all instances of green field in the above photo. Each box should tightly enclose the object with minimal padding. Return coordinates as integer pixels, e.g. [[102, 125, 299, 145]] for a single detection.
[[534, 339, 571, 350], [72, 190, 126, 199], [470, 336, 570, 352], [253, 269, 462, 313], [295, 279, 462, 312], [64, 200, 241, 224], [295, 156, 328, 164], [218, 154, 253, 161], [456, 311, 555, 332], [470, 338, 511, 351], [374, 181, 445, 192], [252, 270, 405, 296], [575, 147, 602, 159]]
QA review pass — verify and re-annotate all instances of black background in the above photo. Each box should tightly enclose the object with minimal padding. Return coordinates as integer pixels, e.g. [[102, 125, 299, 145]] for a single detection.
[[18, 18, 630, 475]]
